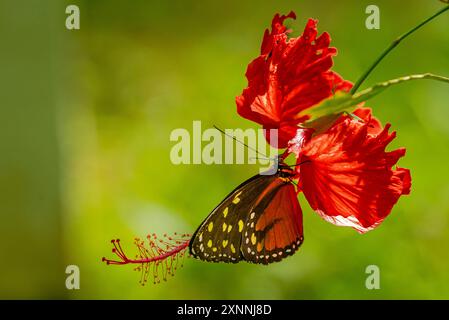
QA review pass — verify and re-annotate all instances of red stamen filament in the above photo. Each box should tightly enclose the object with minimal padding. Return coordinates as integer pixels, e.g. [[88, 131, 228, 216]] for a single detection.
[[102, 232, 191, 285]]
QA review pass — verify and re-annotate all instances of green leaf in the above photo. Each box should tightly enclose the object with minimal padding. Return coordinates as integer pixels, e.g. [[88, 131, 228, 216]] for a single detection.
[[301, 73, 449, 125]]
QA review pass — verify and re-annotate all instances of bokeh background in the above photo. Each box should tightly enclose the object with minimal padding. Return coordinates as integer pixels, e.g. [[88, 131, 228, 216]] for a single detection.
[[1, 0, 449, 299]]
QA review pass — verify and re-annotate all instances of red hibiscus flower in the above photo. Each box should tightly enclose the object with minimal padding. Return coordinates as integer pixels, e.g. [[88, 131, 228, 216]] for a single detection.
[[293, 108, 411, 233], [236, 11, 352, 147], [238, 12, 411, 232]]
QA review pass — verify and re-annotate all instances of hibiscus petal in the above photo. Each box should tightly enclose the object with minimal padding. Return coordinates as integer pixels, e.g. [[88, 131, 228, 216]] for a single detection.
[[236, 12, 352, 148], [298, 108, 411, 233], [261, 11, 296, 55]]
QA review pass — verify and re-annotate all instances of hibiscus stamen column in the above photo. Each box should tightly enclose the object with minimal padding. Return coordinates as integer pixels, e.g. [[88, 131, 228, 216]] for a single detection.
[[102, 233, 191, 285]]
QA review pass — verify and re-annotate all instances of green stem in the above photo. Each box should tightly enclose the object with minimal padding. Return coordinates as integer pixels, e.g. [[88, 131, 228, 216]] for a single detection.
[[350, 5, 449, 94]]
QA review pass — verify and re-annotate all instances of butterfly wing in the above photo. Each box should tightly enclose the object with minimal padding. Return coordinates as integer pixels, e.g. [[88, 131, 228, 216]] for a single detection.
[[190, 172, 304, 265], [240, 181, 303, 264], [189, 174, 278, 263]]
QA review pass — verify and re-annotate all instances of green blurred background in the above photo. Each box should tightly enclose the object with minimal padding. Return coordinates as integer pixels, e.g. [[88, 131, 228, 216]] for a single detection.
[[1, 0, 449, 299]]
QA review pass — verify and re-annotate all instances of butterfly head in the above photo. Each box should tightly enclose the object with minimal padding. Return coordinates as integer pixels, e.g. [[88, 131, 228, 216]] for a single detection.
[[277, 163, 296, 181]]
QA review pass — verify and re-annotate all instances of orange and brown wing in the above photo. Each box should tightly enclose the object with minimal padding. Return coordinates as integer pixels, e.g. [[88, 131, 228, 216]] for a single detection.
[[241, 181, 303, 264], [189, 174, 303, 264]]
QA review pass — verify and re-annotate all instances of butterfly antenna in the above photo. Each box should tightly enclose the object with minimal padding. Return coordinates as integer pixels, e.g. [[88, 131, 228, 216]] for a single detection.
[[288, 160, 312, 167], [249, 156, 271, 162], [213, 125, 269, 159]]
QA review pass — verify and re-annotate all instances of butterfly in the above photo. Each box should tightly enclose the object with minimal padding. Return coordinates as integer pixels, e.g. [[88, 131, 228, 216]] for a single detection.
[[189, 159, 303, 264]]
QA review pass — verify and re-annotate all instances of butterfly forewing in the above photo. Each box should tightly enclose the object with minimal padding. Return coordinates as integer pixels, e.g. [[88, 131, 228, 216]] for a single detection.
[[189, 174, 277, 263]]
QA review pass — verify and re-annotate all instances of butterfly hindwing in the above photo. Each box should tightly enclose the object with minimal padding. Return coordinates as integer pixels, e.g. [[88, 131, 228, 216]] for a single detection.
[[241, 181, 304, 264], [189, 174, 277, 263]]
